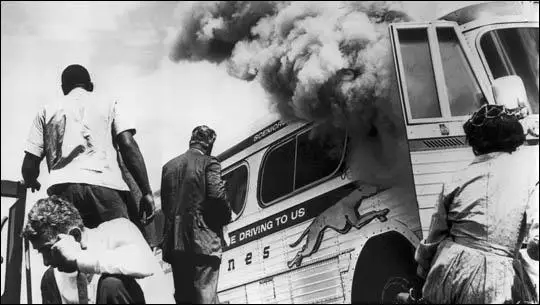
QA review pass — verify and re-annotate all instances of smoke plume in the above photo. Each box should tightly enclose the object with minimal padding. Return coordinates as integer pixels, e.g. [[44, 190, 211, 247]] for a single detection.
[[170, 1, 414, 186]]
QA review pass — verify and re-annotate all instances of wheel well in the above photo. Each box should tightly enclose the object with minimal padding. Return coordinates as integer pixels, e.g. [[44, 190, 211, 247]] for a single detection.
[[351, 231, 417, 303]]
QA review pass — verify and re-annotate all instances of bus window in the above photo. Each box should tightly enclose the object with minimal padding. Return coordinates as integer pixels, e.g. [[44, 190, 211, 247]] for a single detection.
[[295, 131, 345, 190], [480, 27, 539, 114], [397, 28, 442, 119], [260, 139, 295, 204], [223, 164, 249, 218], [437, 27, 485, 116], [259, 129, 346, 206]]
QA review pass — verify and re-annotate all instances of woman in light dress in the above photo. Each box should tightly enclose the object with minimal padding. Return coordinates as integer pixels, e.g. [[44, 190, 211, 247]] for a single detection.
[[415, 104, 539, 304]]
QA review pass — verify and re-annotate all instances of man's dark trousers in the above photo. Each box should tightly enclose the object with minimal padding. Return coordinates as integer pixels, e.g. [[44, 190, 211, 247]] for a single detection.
[[170, 252, 221, 304]]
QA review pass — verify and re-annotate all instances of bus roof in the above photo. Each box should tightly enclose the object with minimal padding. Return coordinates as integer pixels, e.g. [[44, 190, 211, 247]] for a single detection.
[[439, 1, 536, 25], [217, 119, 289, 162]]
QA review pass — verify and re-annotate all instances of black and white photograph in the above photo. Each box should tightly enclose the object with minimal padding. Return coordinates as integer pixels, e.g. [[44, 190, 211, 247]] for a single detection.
[[1, 1, 538, 304]]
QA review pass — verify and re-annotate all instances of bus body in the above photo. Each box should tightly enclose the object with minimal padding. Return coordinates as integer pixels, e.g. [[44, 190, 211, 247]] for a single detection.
[[212, 2, 539, 303], [213, 119, 422, 304], [1, 1, 538, 303]]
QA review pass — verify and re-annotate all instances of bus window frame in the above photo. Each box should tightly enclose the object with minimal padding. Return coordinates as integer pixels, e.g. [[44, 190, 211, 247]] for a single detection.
[[391, 21, 490, 125], [222, 161, 250, 222], [474, 22, 539, 114], [475, 23, 539, 83], [257, 126, 348, 208], [258, 134, 296, 206]]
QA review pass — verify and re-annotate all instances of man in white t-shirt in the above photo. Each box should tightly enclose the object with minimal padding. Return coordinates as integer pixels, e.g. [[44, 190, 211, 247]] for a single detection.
[[22, 195, 174, 304], [21, 64, 155, 230]]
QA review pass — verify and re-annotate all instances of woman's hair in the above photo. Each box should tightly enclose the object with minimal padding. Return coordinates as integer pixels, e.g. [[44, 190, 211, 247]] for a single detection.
[[21, 195, 84, 242], [463, 104, 525, 156]]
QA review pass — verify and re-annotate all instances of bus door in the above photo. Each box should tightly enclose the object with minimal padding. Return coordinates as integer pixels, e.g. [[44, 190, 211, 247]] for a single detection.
[[389, 21, 490, 236], [1, 180, 32, 304]]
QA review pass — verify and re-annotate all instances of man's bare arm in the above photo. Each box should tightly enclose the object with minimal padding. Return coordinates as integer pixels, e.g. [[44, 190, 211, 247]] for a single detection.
[[21, 152, 43, 192], [116, 130, 155, 223], [116, 131, 151, 195]]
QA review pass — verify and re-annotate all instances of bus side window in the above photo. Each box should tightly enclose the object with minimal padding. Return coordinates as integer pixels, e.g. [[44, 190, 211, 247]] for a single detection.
[[223, 164, 249, 220], [295, 131, 345, 190], [398, 28, 442, 119], [437, 27, 485, 116], [259, 129, 346, 206], [260, 140, 296, 204]]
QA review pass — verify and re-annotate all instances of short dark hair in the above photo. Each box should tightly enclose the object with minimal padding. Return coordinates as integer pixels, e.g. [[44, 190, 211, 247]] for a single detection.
[[61, 64, 94, 95], [21, 196, 84, 242], [189, 125, 217, 150], [463, 104, 525, 156]]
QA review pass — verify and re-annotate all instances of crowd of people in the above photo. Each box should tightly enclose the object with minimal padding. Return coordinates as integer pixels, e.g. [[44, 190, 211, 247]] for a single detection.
[[20, 64, 231, 304], [18, 64, 539, 304]]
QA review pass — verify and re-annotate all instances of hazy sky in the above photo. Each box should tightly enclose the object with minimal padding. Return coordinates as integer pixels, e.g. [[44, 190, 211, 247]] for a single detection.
[[1, 1, 276, 194]]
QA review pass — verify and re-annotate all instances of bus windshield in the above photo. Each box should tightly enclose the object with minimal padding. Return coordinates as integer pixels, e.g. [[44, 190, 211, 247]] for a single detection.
[[480, 27, 539, 114]]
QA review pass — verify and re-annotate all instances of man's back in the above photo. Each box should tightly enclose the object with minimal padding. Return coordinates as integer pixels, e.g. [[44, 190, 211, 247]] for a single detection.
[[161, 148, 230, 260], [25, 88, 132, 191], [160, 125, 229, 304], [443, 148, 538, 255], [161, 149, 212, 217]]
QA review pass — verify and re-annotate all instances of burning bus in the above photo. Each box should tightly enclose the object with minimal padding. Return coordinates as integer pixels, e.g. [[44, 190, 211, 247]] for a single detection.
[[208, 2, 538, 303], [1, 1, 539, 304]]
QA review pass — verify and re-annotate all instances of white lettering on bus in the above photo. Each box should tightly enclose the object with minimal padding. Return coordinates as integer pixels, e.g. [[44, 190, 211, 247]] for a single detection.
[[253, 121, 287, 142], [239, 220, 275, 242], [291, 207, 305, 220]]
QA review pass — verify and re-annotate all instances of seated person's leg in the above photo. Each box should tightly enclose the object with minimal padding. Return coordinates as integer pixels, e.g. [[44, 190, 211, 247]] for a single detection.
[[96, 274, 145, 304]]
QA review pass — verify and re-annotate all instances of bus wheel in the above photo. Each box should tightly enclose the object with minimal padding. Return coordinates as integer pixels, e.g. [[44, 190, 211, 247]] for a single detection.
[[381, 276, 412, 303], [351, 232, 418, 303]]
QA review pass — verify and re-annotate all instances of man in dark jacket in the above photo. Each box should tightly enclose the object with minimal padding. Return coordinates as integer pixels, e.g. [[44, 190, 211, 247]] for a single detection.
[[160, 125, 231, 304]]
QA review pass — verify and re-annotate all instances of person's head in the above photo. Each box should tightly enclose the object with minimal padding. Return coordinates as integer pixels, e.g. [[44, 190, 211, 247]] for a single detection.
[[189, 125, 217, 155], [463, 104, 525, 156], [61, 64, 94, 95], [21, 196, 84, 271]]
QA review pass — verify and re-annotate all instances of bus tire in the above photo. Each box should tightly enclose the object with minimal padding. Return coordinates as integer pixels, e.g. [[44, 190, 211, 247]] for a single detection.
[[351, 232, 418, 304]]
